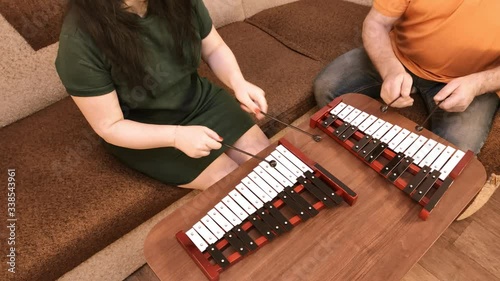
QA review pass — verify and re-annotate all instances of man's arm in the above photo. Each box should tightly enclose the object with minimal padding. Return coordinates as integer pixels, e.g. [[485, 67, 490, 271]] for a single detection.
[[363, 8, 413, 107], [479, 66, 500, 94]]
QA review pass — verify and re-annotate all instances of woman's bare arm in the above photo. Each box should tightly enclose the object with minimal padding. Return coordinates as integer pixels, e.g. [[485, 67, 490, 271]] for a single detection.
[[72, 90, 222, 157], [201, 26, 268, 118], [71, 91, 176, 149], [201, 26, 244, 91]]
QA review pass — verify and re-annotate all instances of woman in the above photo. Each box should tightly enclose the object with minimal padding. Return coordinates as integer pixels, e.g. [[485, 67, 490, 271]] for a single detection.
[[55, 0, 270, 190]]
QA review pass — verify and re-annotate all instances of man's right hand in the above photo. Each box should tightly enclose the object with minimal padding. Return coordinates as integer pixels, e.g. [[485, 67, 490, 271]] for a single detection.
[[363, 7, 414, 109], [174, 126, 223, 158], [381, 71, 414, 108]]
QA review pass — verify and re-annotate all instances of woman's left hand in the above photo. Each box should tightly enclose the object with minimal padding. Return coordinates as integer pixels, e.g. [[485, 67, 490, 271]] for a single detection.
[[233, 80, 268, 120]]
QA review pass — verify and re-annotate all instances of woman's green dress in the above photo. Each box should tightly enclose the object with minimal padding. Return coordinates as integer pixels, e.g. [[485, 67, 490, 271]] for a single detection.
[[55, 0, 255, 185]]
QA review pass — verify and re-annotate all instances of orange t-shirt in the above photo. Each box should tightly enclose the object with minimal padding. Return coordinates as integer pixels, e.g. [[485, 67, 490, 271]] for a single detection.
[[373, 0, 500, 83]]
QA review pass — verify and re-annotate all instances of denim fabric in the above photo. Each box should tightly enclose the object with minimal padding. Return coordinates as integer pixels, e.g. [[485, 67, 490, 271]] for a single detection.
[[314, 47, 499, 154]]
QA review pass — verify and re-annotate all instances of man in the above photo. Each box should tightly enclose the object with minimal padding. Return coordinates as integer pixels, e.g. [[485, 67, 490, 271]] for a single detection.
[[314, 0, 499, 154]]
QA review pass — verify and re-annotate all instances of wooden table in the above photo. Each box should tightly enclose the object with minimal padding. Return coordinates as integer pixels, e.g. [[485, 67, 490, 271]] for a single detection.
[[144, 94, 486, 281]]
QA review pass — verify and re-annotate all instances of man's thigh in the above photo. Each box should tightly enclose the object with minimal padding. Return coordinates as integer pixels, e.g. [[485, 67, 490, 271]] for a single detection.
[[420, 89, 499, 154], [314, 47, 383, 107]]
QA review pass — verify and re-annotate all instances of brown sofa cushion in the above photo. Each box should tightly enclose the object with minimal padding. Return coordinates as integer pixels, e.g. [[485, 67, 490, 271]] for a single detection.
[[247, 0, 370, 62], [0, 0, 65, 50], [248, 0, 499, 175], [475, 113, 500, 175], [0, 98, 190, 281], [0, 21, 322, 280]]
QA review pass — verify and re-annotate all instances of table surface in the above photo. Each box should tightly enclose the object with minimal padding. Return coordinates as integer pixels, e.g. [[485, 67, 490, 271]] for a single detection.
[[144, 94, 486, 281]]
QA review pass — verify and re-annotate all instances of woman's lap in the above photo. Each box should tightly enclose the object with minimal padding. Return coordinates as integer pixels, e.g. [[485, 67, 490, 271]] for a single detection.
[[105, 89, 257, 186]]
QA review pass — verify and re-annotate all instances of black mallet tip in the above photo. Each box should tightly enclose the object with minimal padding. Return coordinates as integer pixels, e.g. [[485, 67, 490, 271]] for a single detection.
[[269, 160, 277, 168], [380, 105, 389, 113], [415, 125, 424, 132], [313, 135, 322, 142]]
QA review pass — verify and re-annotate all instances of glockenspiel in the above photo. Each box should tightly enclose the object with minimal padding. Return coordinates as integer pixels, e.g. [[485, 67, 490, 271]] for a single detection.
[[310, 96, 474, 220], [176, 138, 357, 281]]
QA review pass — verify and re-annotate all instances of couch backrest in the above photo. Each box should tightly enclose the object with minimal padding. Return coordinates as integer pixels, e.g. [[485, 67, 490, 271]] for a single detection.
[[202, 0, 301, 27], [203, 0, 246, 28], [241, 0, 299, 18], [0, 14, 67, 129], [0, 0, 325, 128]]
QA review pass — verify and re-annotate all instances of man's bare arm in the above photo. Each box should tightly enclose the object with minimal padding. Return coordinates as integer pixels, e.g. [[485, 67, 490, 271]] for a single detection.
[[363, 8, 413, 107]]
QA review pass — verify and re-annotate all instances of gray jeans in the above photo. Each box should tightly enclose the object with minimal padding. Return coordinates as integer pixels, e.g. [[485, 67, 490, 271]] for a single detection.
[[314, 47, 499, 154]]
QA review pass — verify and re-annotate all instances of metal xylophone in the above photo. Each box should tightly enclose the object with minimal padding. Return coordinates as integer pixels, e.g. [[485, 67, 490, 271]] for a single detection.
[[176, 138, 357, 281], [310, 97, 474, 220]]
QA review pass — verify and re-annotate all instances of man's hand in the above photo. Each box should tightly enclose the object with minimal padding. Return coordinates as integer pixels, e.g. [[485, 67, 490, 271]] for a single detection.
[[434, 74, 483, 112], [233, 80, 268, 120], [175, 126, 222, 158], [381, 71, 414, 108]]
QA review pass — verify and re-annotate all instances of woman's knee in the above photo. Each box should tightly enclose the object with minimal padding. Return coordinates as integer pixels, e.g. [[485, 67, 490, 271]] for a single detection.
[[226, 125, 270, 164], [252, 127, 271, 152], [178, 154, 238, 190], [236, 125, 269, 152]]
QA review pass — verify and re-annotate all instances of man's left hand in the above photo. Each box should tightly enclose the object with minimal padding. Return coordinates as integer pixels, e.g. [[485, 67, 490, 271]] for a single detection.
[[434, 74, 483, 112]]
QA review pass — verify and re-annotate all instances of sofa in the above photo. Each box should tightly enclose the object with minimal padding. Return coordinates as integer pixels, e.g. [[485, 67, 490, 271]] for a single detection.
[[0, 0, 497, 280]]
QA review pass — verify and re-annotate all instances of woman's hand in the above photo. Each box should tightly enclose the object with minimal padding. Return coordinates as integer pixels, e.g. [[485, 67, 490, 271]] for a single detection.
[[233, 80, 268, 120], [174, 126, 222, 158]]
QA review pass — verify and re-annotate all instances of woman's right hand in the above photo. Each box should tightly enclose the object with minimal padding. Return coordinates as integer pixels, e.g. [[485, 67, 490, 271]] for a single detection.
[[174, 126, 223, 158]]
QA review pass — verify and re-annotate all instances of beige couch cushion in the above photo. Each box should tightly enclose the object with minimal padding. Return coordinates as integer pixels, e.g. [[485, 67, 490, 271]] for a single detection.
[[0, 15, 65, 128], [203, 0, 246, 28], [242, 0, 300, 18]]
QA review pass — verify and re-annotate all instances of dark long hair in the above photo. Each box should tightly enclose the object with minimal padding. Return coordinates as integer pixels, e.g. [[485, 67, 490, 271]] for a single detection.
[[69, 0, 198, 88]]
